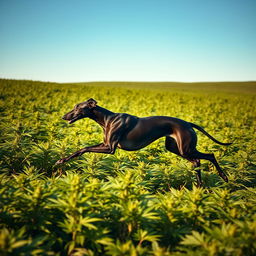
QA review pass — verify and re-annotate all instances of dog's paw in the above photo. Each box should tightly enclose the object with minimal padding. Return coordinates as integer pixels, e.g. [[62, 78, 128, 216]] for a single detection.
[[54, 158, 66, 166], [220, 173, 229, 183], [223, 175, 229, 183]]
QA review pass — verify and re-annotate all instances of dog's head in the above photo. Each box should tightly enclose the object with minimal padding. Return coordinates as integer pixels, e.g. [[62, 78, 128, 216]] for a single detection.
[[62, 98, 97, 124]]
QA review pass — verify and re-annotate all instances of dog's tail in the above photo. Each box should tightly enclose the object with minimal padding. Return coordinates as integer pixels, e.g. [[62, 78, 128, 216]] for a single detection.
[[190, 123, 232, 146]]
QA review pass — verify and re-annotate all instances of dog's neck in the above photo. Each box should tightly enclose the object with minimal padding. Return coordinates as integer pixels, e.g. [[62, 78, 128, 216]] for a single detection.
[[90, 106, 115, 127]]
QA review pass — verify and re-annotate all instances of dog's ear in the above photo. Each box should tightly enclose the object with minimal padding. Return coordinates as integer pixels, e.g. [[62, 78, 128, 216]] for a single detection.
[[87, 98, 97, 108]]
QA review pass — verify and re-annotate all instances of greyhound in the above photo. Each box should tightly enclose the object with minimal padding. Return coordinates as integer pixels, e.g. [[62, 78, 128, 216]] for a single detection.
[[55, 98, 231, 187]]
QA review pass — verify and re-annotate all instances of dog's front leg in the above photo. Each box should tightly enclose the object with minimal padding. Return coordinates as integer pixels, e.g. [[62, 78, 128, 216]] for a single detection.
[[55, 143, 114, 165]]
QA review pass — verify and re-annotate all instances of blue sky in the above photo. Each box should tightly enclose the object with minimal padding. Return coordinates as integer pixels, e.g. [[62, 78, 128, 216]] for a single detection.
[[0, 0, 255, 82]]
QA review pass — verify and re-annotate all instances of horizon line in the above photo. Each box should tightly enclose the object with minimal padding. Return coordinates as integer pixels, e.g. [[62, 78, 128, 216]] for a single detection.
[[1, 77, 256, 84]]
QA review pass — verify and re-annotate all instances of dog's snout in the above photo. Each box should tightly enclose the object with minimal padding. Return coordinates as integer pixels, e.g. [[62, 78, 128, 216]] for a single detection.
[[62, 115, 66, 120]]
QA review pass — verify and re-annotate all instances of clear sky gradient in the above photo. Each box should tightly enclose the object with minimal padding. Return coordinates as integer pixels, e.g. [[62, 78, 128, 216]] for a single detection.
[[0, 0, 255, 82]]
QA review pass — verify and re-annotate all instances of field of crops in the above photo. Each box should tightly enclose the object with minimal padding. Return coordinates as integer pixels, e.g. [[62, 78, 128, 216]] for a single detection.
[[0, 79, 256, 255]]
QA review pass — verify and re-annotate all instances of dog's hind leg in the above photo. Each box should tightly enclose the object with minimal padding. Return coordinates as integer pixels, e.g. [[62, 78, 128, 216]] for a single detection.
[[189, 151, 228, 183], [190, 159, 202, 187], [165, 136, 202, 187], [165, 136, 181, 156], [170, 128, 228, 184]]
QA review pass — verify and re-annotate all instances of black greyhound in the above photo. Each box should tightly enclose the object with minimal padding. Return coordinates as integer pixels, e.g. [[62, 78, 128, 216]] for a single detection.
[[55, 98, 231, 186]]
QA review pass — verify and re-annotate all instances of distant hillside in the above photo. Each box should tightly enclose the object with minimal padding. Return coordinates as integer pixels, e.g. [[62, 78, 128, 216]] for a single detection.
[[71, 81, 256, 94], [1, 78, 256, 94]]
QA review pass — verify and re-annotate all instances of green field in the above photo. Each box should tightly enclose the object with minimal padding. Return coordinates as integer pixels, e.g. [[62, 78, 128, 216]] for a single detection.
[[0, 79, 256, 255]]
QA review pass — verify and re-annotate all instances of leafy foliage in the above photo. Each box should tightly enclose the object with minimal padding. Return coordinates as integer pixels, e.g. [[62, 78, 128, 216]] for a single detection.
[[0, 79, 255, 255]]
